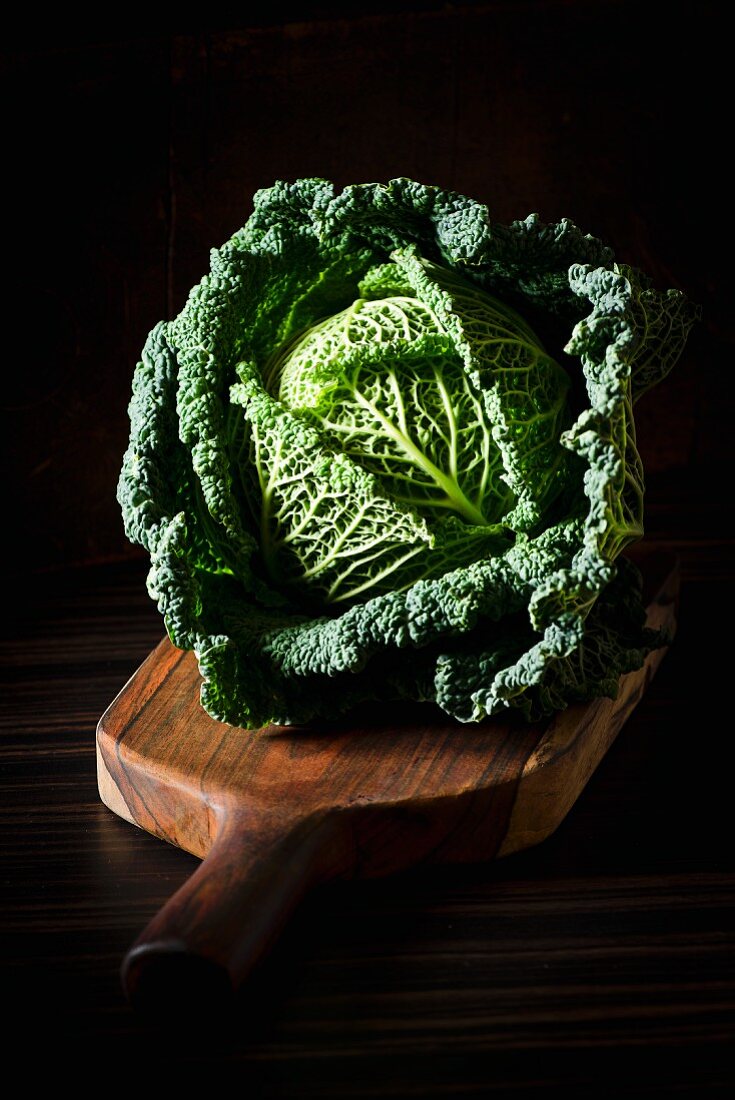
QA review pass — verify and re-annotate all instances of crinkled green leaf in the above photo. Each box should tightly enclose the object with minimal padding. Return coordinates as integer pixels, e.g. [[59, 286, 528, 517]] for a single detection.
[[119, 177, 698, 729]]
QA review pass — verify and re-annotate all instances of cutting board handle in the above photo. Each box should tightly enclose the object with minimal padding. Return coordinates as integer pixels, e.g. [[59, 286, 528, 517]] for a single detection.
[[122, 810, 343, 1013]]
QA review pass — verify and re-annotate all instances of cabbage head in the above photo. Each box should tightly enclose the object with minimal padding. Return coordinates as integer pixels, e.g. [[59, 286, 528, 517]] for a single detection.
[[118, 178, 697, 728]]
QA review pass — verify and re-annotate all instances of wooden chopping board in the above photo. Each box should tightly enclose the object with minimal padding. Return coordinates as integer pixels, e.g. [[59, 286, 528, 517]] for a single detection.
[[97, 553, 678, 1011]]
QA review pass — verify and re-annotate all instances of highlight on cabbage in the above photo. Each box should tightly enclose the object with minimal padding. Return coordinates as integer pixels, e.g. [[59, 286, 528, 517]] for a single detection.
[[118, 178, 698, 728]]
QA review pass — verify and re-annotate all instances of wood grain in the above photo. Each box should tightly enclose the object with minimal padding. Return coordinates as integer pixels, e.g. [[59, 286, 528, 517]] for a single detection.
[[3, 547, 735, 1088], [96, 555, 679, 1010]]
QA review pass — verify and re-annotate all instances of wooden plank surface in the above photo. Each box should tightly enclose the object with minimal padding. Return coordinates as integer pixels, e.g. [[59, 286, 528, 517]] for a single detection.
[[97, 557, 678, 1009], [3, 546, 734, 1089]]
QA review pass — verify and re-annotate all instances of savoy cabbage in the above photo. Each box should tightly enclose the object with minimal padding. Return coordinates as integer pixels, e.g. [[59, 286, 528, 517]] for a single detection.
[[118, 178, 697, 729]]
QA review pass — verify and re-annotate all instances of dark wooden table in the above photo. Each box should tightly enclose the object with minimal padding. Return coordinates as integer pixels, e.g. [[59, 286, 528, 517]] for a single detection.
[[3, 520, 734, 1091]]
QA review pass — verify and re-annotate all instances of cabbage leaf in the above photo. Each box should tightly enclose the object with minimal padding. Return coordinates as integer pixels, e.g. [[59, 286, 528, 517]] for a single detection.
[[118, 178, 697, 728]]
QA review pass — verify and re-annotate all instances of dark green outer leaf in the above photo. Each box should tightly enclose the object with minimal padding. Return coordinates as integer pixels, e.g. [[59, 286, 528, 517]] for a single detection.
[[118, 178, 698, 728]]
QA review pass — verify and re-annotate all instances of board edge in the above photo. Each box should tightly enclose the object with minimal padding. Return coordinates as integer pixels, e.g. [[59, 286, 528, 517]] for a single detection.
[[496, 557, 679, 857], [96, 717, 137, 826]]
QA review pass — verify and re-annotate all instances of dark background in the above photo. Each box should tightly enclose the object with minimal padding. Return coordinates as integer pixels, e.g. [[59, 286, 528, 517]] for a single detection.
[[4, 2, 735, 1089], [2, 0, 732, 576]]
